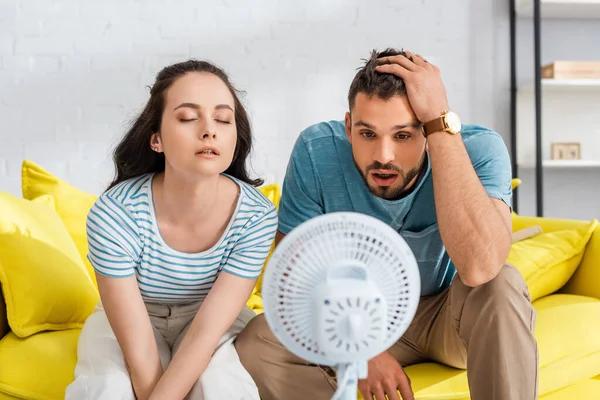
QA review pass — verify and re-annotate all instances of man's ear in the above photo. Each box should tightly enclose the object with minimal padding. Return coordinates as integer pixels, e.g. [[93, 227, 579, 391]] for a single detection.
[[344, 112, 352, 143], [149, 132, 163, 153]]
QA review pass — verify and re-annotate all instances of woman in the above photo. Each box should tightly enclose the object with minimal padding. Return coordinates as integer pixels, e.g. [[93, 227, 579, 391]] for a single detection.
[[65, 60, 277, 400]]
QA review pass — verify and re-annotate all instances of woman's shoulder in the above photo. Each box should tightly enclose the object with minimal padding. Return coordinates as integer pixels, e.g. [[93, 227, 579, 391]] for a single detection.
[[103, 173, 154, 205], [88, 173, 153, 232], [235, 179, 277, 214]]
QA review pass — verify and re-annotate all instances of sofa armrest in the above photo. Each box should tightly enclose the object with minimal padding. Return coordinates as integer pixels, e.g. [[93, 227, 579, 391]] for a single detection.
[[0, 284, 8, 339], [562, 224, 600, 300]]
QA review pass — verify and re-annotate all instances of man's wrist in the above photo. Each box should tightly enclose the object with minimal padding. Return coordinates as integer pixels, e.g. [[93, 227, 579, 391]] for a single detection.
[[420, 106, 449, 126], [425, 128, 463, 145]]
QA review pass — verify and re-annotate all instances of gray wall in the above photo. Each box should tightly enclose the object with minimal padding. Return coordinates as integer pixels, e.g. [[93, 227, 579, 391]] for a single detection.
[[514, 17, 600, 221]]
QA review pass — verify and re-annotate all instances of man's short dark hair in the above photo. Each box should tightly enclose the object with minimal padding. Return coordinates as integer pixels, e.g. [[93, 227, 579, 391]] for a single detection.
[[347, 48, 408, 110]]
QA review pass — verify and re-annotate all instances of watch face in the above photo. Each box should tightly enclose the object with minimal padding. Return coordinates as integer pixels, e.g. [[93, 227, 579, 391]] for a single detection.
[[445, 111, 461, 133]]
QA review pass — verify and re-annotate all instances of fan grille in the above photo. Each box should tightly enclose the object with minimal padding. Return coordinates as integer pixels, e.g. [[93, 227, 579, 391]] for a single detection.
[[262, 212, 420, 365]]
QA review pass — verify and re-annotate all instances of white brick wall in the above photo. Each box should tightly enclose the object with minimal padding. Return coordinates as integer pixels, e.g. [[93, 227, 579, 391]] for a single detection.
[[0, 0, 509, 197]]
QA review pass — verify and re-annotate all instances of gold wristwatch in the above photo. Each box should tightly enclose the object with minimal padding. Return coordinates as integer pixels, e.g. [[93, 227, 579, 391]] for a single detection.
[[423, 111, 462, 137]]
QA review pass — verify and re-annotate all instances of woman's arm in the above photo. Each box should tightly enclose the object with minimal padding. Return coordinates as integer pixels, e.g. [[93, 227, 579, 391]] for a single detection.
[[97, 273, 163, 400], [150, 204, 278, 399], [86, 195, 163, 400], [149, 271, 257, 399]]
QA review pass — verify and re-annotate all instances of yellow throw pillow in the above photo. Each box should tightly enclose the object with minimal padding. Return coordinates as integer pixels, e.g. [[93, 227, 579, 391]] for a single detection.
[[508, 219, 598, 302], [0, 192, 99, 338], [21, 160, 99, 288]]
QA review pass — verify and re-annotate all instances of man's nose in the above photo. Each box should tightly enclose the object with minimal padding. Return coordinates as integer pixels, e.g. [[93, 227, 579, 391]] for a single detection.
[[374, 141, 395, 165]]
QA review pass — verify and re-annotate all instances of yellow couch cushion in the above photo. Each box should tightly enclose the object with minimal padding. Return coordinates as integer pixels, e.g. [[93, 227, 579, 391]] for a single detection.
[[507, 219, 598, 301], [539, 377, 600, 399], [395, 294, 600, 399], [0, 329, 80, 400], [21, 160, 99, 288], [0, 192, 99, 338]]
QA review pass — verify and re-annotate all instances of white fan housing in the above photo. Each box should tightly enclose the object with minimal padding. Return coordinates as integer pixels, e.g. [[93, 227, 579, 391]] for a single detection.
[[262, 212, 421, 400]]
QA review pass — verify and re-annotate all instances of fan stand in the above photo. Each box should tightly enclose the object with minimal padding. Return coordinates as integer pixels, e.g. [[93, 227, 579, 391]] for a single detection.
[[332, 361, 368, 400]]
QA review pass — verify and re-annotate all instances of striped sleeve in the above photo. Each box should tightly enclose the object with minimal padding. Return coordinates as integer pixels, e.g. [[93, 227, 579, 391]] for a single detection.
[[85, 195, 141, 278], [223, 204, 278, 279]]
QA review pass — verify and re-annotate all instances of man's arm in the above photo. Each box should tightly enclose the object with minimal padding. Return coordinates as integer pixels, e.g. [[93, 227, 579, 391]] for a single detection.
[[375, 51, 512, 287], [274, 230, 286, 247], [427, 133, 512, 287]]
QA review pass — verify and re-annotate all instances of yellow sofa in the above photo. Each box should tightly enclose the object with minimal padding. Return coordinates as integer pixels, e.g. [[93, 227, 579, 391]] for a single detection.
[[1, 161, 599, 399]]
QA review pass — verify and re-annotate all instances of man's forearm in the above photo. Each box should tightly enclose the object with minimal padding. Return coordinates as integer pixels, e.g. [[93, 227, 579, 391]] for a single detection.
[[427, 132, 511, 286]]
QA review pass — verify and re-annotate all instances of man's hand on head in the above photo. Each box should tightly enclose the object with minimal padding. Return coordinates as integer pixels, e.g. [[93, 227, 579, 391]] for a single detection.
[[358, 350, 414, 400], [375, 51, 449, 126]]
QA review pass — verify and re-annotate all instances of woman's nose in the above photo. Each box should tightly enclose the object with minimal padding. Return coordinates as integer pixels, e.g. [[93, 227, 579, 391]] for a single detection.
[[201, 119, 217, 139]]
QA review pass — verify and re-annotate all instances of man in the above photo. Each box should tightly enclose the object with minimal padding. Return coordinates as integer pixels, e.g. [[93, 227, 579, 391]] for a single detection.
[[235, 48, 538, 400]]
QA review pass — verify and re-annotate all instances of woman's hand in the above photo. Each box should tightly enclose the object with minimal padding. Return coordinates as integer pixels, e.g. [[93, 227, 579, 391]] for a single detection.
[[149, 271, 257, 399]]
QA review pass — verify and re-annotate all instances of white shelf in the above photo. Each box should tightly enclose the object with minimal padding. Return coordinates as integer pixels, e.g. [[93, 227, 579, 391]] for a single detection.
[[519, 78, 600, 91], [519, 160, 600, 168], [517, 0, 600, 19]]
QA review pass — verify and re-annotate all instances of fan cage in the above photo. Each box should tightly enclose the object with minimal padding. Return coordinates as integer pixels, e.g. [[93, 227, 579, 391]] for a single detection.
[[263, 212, 420, 366]]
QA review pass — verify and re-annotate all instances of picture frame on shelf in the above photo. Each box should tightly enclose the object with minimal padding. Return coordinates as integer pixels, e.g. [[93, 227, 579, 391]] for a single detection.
[[551, 142, 581, 160]]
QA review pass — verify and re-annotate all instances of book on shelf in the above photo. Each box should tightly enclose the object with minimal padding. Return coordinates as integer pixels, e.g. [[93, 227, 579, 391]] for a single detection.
[[542, 61, 600, 79]]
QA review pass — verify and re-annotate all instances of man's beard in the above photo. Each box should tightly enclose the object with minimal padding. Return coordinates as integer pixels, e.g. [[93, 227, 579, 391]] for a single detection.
[[355, 152, 427, 200]]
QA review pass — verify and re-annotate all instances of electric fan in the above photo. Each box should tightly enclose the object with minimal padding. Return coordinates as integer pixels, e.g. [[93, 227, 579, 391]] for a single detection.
[[262, 212, 421, 400]]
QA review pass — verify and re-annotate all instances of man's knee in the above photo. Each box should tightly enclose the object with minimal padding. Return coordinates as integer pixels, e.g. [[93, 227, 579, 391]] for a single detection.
[[235, 314, 276, 368], [467, 263, 535, 327], [478, 263, 531, 303]]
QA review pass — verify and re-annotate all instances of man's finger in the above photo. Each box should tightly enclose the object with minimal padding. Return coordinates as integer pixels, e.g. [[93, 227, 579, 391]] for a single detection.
[[375, 63, 411, 79], [412, 53, 430, 68], [372, 386, 386, 400], [358, 388, 370, 400], [397, 378, 415, 400], [383, 383, 401, 400], [378, 54, 418, 72]]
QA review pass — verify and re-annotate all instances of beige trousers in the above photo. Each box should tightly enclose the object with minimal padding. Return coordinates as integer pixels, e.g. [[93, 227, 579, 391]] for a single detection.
[[235, 264, 539, 400], [66, 301, 260, 400]]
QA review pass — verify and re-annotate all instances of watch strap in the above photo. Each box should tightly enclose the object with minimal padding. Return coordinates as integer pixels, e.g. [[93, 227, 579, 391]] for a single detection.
[[423, 116, 446, 137]]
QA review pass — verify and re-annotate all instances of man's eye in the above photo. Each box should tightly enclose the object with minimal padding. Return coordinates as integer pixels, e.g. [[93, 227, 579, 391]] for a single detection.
[[361, 131, 375, 138], [396, 134, 410, 140]]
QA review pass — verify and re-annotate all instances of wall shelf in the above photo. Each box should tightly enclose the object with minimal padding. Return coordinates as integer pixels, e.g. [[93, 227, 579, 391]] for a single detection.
[[517, 0, 600, 19], [519, 160, 600, 168], [510, 0, 600, 216], [519, 79, 600, 91]]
